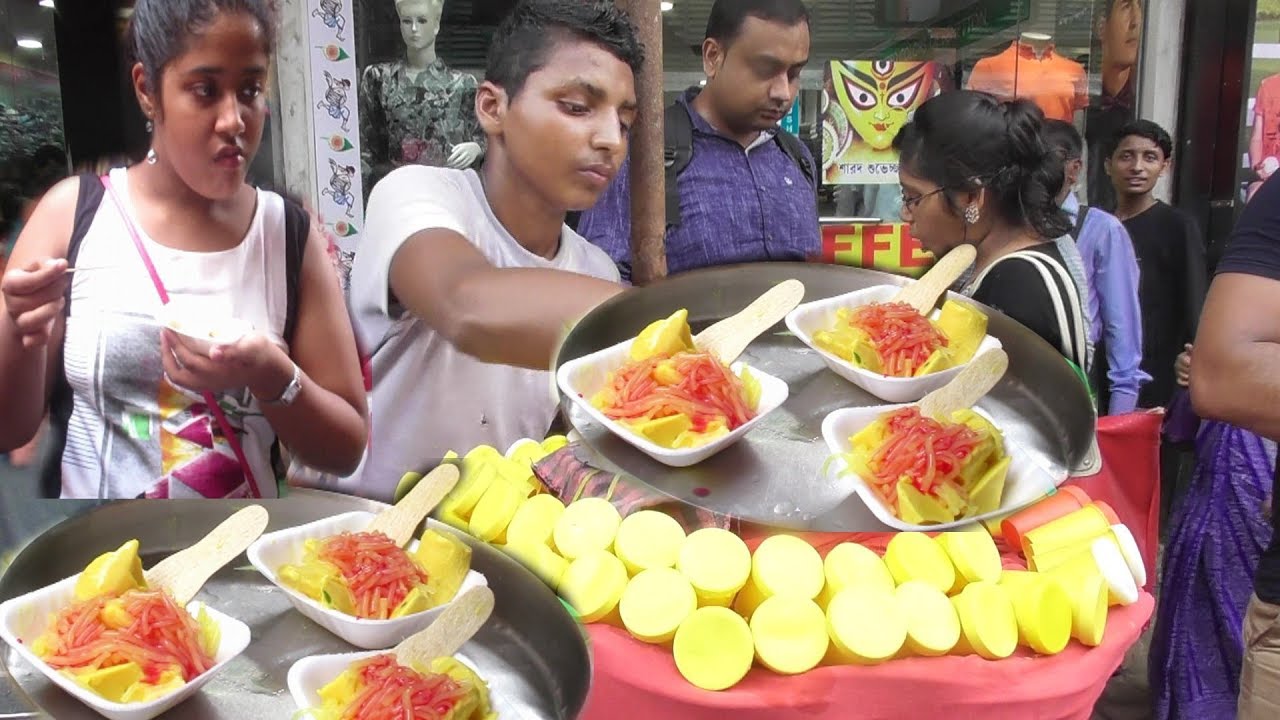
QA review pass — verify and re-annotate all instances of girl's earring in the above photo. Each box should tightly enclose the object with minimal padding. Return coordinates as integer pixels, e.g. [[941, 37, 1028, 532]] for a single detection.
[[145, 119, 153, 133], [964, 204, 980, 225]]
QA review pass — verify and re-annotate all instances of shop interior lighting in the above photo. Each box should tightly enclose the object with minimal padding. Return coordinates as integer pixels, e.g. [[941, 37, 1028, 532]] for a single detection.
[[661, 2, 673, 11], [39, 0, 55, 8], [16, 38, 43, 50]]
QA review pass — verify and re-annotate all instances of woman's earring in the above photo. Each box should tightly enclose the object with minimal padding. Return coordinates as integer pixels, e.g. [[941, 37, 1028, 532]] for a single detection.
[[964, 204, 980, 225], [146, 148, 157, 165], [145, 119, 153, 133]]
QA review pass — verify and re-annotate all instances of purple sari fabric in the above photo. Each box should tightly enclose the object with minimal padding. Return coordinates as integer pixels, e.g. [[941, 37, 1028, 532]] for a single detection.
[[1151, 420, 1276, 719]]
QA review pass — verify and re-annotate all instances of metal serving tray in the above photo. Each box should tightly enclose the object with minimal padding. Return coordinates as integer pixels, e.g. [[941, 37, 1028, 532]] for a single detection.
[[0, 492, 591, 719], [556, 262, 1096, 532]]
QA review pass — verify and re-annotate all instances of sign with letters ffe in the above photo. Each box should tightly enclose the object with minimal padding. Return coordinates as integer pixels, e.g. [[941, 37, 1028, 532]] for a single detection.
[[821, 223, 935, 279]]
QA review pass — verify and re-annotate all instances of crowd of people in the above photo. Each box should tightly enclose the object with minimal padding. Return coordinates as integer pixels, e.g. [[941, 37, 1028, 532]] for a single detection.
[[0, 0, 1276, 717]]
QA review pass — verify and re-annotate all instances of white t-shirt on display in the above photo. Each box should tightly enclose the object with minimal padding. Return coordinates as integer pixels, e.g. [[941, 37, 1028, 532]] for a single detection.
[[317, 166, 619, 501]]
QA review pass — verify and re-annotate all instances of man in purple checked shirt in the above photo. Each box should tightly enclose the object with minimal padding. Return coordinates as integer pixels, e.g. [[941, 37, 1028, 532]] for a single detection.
[[575, 0, 820, 282], [1042, 119, 1149, 414]]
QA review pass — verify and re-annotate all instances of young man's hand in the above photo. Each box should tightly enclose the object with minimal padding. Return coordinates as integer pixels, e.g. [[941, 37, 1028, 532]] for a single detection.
[[1175, 343, 1192, 387]]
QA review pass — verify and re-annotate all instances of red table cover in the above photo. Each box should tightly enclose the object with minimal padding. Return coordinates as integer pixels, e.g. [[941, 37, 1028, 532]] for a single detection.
[[580, 413, 1162, 720]]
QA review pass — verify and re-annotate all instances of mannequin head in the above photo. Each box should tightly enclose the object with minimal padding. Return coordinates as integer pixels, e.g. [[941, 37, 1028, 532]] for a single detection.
[[396, 0, 443, 55]]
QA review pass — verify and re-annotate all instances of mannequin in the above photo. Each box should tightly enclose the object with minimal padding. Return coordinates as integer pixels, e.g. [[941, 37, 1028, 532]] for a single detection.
[[359, 0, 485, 194], [966, 32, 1087, 123]]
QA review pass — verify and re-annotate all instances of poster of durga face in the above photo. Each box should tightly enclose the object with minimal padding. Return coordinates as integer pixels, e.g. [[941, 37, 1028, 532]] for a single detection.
[[822, 60, 938, 185]]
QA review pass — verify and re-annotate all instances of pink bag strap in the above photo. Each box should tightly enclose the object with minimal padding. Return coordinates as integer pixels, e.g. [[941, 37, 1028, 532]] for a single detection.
[[99, 174, 263, 499]]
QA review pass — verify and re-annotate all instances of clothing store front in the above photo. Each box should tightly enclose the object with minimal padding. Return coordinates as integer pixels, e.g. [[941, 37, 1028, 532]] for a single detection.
[[280, 0, 1158, 278]]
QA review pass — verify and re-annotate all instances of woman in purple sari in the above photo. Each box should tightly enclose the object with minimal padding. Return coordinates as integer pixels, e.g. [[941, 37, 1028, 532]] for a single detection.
[[1151, 347, 1276, 719]]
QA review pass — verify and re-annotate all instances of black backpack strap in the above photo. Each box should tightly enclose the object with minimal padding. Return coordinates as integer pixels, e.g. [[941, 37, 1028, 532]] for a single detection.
[[281, 196, 309, 347], [664, 102, 695, 228], [42, 172, 106, 497], [774, 129, 817, 190], [1071, 203, 1090, 243]]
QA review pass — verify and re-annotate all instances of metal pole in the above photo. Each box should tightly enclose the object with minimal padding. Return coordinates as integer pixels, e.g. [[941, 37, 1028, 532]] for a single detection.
[[619, 0, 668, 284]]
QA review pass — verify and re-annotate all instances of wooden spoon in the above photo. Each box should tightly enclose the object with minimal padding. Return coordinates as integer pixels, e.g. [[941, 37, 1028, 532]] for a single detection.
[[694, 279, 805, 365], [917, 347, 1010, 420], [367, 463, 461, 547], [891, 244, 977, 315], [145, 504, 270, 605], [393, 585, 495, 667]]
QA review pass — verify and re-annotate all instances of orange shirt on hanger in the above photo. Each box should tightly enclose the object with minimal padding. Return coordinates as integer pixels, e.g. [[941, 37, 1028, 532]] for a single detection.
[[967, 41, 1088, 122]]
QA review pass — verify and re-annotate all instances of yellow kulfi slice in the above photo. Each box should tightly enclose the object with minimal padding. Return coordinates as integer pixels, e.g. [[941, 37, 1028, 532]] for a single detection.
[[997, 570, 1072, 655], [749, 595, 829, 675], [619, 567, 697, 644], [826, 586, 907, 665], [883, 532, 955, 594], [442, 461, 496, 520], [897, 481, 961, 525], [630, 308, 694, 361], [950, 581, 1018, 660], [614, 510, 687, 576], [75, 539, 146, 601], [936, 528, 1002, 593], [542, 434, 570, 454], [816, 542, 895, 609], [733, 534, 824, 620], [74, 661, 143, 703], [934, 299, 988, 365], [894, 580, 961, 657], [966, 455, 1012, 516], [553, 497, 622, 561], [469, 478, 524, 544], [630, 413, 694, 448], [506, 494, 566, 549], [672, 606, 755, 692], [560, 549, 628, 623], [414, 529, 472, 604], [503, 541, 569, 591], [677, 528, 752, 607]]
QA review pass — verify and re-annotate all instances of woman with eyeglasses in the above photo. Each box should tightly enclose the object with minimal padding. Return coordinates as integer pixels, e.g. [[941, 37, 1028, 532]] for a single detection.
[[893, 91, 1090, 377]]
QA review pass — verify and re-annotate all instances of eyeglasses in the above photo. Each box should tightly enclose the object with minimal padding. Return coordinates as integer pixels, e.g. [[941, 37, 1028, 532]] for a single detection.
[[901, 186, 946, 212]]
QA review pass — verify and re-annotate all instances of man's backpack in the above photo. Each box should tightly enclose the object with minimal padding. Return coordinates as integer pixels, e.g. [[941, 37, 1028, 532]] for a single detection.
[[662, 101, 817, 228]]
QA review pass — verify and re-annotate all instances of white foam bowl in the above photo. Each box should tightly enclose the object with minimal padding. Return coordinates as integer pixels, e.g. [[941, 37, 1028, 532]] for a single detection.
[[288, 650, 512, 718], [821, 403, 1065, 532], [0, 576, 251, 720], [246, 511, 489, 650], [785, 285, 1003, 403], [556, 336, 790, 467], [156, 303, 254, 356]]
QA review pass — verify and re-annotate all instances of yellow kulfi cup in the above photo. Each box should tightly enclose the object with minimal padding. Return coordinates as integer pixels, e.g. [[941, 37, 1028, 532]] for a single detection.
[[936, 529, 1002, 593], [677, 528, 752, 608], [672, 606, 756, 691], [826, 586, 907, 665], [560, 549, 629, 623], [894, 580, 961, 657], [732, 534, 824, 621], [1046, 539, 1139, 608], [997, 570, 1072, 655], [502, 541, 570, 591], [749, 595, 829, 675], [619, 567, 697, 644], [950, 581, 1018, 660], [614, 510, 687, 576], [1055, 571, 1108, 646], [553, 498, 622, 561], [883, 532, 955, 594], [506, 494, 566, 549], [817, 542, 895, 609], [1021, 504, 1113, 558]]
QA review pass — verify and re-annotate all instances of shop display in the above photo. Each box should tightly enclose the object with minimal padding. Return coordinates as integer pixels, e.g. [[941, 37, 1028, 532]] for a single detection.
[[965, 33, 1088, 122], [308, 653, 496, 720]]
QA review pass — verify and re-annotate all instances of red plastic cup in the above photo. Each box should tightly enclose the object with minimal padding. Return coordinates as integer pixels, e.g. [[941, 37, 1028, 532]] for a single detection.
[[1000, 486, 1092, 557]]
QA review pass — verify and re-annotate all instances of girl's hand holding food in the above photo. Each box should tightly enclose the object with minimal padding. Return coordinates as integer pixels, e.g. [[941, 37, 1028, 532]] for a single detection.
[[162, 329, 293, 400], [1, 258, 69, 349]]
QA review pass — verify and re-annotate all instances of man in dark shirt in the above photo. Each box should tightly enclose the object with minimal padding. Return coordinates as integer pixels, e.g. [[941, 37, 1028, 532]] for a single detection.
[[1107, 119, 1208, 411], [1191, 172, 1280, 719], [576, 0, 820, 282]]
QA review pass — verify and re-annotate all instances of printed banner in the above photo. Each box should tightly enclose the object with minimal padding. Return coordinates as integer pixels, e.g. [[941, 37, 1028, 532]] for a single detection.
[[820, 223, 935, 279], [308, 0, 363, 267], [821, 60, 938, 185]]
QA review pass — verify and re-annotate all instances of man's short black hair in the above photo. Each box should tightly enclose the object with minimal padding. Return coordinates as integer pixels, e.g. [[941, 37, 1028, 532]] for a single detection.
[[1109, 119, 1173, 160], [705, 0, 810, 46], [485, 0, 644, 99], [1042, 119, 1084, 160]]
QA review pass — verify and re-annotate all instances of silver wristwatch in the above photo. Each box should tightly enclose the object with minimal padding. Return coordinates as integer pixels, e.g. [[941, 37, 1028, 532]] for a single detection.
[[261, 362, 302, 407]]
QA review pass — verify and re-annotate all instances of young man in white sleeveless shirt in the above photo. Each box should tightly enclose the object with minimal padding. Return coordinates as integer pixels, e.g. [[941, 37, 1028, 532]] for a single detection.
[[297, 1, 643, 500]]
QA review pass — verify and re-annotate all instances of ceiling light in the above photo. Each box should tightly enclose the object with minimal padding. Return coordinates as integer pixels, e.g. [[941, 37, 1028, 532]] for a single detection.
[[39, 0, 55, 8], [661, 1, 673, 11], [16, 38, 43, 50]]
